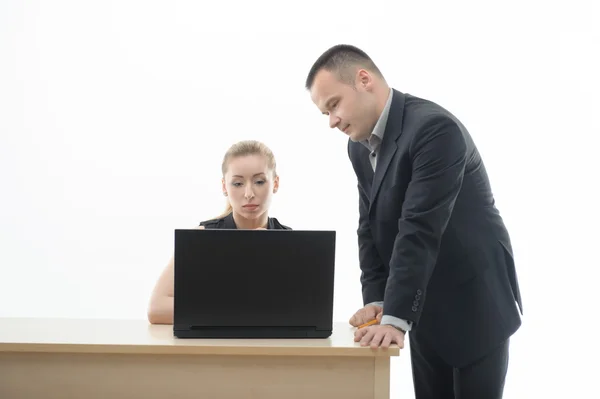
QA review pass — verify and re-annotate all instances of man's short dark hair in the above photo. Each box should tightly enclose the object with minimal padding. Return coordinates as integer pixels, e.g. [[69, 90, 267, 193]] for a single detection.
[[305, 44, 383, 90]]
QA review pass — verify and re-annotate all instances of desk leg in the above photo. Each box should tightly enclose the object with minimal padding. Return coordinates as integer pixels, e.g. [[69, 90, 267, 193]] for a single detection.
[[373, 356, 391, 399]]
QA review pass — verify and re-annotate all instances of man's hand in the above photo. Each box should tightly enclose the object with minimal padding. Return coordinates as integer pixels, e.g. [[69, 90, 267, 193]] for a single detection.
[[349, 305, 383, 327], [354, 325, 405, 349]]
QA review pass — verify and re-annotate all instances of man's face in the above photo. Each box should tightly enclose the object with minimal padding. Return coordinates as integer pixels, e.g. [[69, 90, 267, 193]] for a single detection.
[[310, 69, 378, 142]]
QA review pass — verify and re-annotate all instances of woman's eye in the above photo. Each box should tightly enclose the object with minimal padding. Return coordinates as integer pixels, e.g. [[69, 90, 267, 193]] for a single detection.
[[255, 180, 265, 185], [232, 182, 242, 187]]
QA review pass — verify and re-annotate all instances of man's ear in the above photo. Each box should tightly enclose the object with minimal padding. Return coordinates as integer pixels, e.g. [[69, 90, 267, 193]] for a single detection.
[[273, 175, 280, 193], [356, 69, 372, 90]]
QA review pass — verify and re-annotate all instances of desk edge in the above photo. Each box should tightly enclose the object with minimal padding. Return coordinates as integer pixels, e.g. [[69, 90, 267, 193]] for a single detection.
[[0, 342, 400, 357]]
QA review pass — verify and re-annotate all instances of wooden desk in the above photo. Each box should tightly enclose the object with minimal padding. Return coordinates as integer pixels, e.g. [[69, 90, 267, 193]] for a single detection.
[[0, 318, 399, 399]]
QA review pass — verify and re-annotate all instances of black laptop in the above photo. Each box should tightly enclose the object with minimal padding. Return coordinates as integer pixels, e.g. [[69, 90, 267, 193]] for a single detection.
[[173, 229, 336, 339]]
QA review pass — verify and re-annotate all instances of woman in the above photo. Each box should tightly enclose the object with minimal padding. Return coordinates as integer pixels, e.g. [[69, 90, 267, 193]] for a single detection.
[[147, 140, 292, 324]]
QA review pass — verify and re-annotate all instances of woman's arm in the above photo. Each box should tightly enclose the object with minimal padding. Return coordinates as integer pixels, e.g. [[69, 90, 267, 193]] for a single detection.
[[147, 255, 175, 324], [147, 226, 205, 324]]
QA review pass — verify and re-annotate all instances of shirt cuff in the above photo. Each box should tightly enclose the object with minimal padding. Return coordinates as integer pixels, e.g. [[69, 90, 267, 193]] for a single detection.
[[366, 302, 412, 332], [380, 315, 412, 332]]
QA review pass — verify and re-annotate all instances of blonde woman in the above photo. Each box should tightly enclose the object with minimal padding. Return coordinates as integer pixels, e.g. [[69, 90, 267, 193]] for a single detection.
[[147, 140, 291, 324]]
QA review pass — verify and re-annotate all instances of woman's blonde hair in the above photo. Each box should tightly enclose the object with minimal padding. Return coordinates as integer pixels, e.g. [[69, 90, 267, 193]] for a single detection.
[[213, 140, 277, 219]]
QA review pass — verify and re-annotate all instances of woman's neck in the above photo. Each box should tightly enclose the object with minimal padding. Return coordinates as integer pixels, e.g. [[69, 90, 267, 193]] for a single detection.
[[232, 211, 269, 230]]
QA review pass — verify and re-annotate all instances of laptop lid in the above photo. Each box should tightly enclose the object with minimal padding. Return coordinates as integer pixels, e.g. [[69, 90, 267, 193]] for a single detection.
[[173, 229, 336, 337]]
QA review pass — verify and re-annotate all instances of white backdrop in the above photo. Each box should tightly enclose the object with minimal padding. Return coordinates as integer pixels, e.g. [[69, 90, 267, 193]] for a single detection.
[[1, 0, 598, 397]]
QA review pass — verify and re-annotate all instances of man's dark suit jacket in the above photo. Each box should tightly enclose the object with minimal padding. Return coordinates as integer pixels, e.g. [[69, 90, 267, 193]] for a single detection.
[[348, 89, 523, 367]]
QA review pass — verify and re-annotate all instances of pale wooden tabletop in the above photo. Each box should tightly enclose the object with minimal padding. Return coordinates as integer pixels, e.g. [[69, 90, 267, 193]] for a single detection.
[[0, 318, 400, 357]]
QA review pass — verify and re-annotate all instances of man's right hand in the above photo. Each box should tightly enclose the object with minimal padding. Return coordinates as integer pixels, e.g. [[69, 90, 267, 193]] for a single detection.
[[349, 305, 383, 327]]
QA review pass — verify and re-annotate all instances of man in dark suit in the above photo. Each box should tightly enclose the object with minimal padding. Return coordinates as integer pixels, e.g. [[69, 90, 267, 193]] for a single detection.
[[305, 44, 523, 399]]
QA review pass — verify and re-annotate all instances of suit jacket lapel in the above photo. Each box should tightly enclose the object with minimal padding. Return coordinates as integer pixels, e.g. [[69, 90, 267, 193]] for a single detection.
[[369, 90, 406, 212]]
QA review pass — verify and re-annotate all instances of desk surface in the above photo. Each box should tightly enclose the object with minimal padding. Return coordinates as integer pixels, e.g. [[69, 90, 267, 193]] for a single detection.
[[0, 318, 400, 357]]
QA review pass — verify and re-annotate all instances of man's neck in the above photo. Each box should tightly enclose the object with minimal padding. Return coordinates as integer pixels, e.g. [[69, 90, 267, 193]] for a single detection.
[[232, 212, 269, 230], [375, 86, 391, 116]]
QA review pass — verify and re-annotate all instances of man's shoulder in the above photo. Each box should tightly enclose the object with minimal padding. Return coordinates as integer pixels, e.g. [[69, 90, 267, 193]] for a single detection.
[[402, 93, 462, 129]]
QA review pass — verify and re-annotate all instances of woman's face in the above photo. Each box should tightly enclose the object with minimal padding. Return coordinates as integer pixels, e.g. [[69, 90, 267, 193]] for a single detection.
[[222, 154, 278, 220]]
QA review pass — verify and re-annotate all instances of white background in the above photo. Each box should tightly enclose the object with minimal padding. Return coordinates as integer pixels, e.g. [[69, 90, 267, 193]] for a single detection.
[[1, 0, 598, 397]]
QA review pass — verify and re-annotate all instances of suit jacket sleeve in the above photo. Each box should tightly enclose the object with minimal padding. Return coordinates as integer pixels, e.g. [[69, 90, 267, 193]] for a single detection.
[[356, 173, 388, 305], [383, 115, 467, 325]]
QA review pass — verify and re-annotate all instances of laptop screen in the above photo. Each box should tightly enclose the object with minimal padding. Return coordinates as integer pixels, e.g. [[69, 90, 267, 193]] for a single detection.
[[173, 229, 335, 329]]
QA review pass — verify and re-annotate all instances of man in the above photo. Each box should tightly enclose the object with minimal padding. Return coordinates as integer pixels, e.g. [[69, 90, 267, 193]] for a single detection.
[[305, 44, 523, 399]]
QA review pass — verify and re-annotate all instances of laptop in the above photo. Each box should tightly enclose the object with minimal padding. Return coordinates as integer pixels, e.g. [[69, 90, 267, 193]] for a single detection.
[[173, 229, 336, 339]]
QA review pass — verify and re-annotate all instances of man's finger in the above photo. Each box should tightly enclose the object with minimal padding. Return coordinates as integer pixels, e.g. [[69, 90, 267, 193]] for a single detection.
[[380, 333, 393, 349], [360, 329, 377, 347], [349, 310, 361, 326], [396, 332, 405, 349], [353, 327, 369, 342], [388, 329, 405, 349], [357, 328, 375, 345], [353, 309, 370, 326], [369, 331, 385, 349], [349, 312, 362, 327]]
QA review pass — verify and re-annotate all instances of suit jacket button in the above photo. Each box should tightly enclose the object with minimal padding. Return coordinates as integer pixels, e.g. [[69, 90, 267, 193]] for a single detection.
[[411, 306, 418, 312], [413, 300, 419, 306], [416, 289, 422, 295]]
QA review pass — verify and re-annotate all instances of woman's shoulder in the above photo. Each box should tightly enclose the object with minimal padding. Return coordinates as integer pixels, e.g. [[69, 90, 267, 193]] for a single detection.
[[268, 217, 293, 230], [198, 218, 222, 229], [199, 213, 235, 229]]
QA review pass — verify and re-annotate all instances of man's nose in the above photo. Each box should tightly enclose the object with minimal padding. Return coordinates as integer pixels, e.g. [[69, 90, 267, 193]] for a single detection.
[[329, 114, 340, 129]]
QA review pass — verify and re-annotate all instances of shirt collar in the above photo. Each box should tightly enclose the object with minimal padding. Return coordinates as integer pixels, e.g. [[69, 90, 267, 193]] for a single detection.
[[362, 88, 393, 152]]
